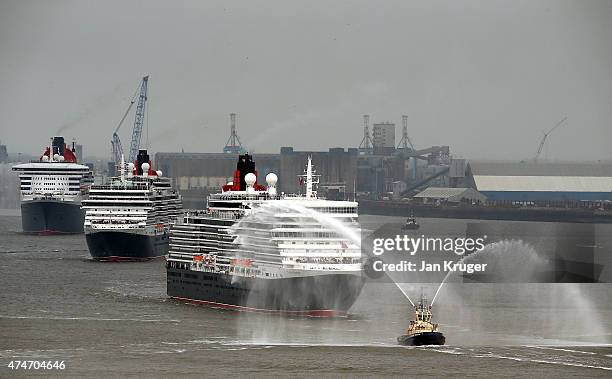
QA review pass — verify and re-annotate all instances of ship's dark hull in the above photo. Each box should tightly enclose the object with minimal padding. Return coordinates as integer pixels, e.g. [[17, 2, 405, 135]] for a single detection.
[[20, 200, 84, 234], [167, 266, 365, 317], [397, 332, 446, 346], [86, 230, 169, 261]]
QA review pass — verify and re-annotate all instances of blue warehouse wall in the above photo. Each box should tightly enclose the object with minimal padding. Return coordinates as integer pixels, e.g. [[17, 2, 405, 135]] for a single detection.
[[481, 191, 612, 202]]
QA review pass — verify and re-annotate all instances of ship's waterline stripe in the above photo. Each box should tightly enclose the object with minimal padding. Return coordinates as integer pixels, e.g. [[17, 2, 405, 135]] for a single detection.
[[170, 296, 345, 317]]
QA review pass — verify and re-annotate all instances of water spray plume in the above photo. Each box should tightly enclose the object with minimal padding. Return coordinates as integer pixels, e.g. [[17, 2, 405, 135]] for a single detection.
[[394, 283, 415, 307], [431, 282, 444, 306], [431, 239, 545, 306], [229, 200, 364, 328]]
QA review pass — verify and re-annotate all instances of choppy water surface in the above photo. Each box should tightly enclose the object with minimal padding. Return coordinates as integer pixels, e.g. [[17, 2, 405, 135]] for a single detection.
[[0, 214, 611, 378]]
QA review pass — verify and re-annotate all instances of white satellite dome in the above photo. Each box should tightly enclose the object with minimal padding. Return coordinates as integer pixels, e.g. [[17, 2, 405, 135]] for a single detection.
[[266, 173, 278, 196], [127, 162, 135, 177], [53, 153, 60, 161], [156, 170, 163, 176], [265, 173, 278, 186], [42, 155, 49, 162], [58, 155, 65, 162], [244, 173, 256, 186], [141, 162, 150, 172]]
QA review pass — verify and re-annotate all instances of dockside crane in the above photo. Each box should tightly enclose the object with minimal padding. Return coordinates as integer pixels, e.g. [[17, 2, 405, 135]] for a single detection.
[[534, 116, 567, 162], [111, 76, 149, 165], [397, 115, 416, 151]]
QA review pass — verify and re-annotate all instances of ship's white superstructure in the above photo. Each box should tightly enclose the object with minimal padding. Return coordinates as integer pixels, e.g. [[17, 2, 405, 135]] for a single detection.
[[82, 173, 182, 233], [13, 161, 93, 203]]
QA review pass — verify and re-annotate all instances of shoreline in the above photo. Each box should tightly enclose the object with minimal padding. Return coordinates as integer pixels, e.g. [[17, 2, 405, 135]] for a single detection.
[[359, 200, 612, 224]]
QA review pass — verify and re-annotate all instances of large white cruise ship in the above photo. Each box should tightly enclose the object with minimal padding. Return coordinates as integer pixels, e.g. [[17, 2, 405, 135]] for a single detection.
[[82, 150, 182, 261], [167, 154, 364, 317], [12, 137, 93, 234]]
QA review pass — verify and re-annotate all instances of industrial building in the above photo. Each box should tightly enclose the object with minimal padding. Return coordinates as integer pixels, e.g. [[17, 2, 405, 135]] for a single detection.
[[152, 113, 454, 204], [372, 122, 395, 155], [280, 147, 358, 199], [155, 152, 280, 191], [465, 161, 612, 202], [414, 187, 487, 204], [151, 112, 612, 209], [154, 152, 279, 208], [155, 147, 360, 206], [354, 114, 453, 198]]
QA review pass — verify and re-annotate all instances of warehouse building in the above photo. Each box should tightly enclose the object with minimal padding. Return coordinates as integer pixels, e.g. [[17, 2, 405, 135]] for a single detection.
[[414, 187, 487, 204], [466, 161, 612, 202]]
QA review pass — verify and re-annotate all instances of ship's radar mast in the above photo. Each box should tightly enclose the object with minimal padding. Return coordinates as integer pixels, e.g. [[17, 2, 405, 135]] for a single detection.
[[119, 154, 126, 182], [299, 156, 320, 199], [416, 291, 432, 322]]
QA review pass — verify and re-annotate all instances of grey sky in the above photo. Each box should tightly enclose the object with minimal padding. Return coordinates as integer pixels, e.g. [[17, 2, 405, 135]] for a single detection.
[[1, 0, 611, 161]]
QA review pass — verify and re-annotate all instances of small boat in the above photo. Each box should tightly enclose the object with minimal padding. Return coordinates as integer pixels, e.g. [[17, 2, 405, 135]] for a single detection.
[[397, 293, 445, 346], [402, 214, 420, 230]]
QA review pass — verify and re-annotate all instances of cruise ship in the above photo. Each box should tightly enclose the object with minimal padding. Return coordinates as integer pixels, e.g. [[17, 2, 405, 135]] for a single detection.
[[12, 137, 93, 234], [167, 154, 364, 317], [82, 150, 182, 261]]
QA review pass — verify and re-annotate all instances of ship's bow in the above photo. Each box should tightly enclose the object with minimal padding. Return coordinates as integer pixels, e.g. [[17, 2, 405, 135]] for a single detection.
[[21, 200, 84, 234], [86, 229, 168, 261]]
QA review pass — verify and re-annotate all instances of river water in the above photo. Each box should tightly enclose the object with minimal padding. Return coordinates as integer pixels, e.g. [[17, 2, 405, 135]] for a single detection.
[[0, 213, 611, 377]]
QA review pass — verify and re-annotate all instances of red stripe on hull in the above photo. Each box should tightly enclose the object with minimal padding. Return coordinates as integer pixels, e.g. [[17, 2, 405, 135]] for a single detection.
[[170, 296, 346, 318], [39, 230, 61, 236], [24, 230, 76, 236]]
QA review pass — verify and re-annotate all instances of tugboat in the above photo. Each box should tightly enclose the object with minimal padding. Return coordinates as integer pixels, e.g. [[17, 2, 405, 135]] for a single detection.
[[401, 213, 419, 230], [397, 293, 445, 346]]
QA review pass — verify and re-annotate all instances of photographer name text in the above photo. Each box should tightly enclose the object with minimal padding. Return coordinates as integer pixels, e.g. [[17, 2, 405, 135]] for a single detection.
[[372, 260, 487, 273]]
